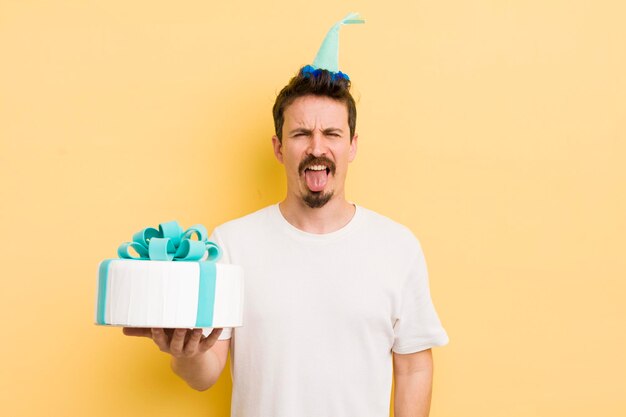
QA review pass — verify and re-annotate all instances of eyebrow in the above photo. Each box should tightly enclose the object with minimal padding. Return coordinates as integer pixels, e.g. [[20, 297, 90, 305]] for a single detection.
[[288, 128, 312, 136], [288, 128, 344, 135]]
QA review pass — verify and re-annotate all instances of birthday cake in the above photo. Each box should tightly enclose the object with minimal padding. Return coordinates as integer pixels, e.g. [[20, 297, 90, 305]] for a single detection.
[[95, 221, 244, 328]]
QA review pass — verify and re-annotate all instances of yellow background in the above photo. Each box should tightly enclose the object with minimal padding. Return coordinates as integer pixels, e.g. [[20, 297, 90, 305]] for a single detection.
[[1, 1, 624, 416]]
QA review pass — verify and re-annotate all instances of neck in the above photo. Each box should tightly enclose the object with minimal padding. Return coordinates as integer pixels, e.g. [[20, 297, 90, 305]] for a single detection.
[[278, 193, 355, 234]]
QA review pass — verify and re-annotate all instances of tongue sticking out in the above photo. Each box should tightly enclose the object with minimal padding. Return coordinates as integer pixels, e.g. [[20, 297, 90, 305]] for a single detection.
[[305, 169, 328, 192]]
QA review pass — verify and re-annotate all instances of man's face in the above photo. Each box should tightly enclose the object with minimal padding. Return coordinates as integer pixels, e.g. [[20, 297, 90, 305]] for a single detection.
[[272, 95, 357, 208]]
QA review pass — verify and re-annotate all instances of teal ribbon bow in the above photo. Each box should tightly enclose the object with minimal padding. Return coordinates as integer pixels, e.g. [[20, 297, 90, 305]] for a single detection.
[[117, 221, 221, 262]]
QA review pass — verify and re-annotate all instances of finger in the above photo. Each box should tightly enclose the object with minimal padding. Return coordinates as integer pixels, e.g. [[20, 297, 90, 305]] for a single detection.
[[169, 328, 187, 356], [183, 329, 195, 345], [123, 327, 152, 337], [199, 328, 224, 352], [164, 328, 175, 339], [183, 328, 203, 356], [151, 328, 170, 353]]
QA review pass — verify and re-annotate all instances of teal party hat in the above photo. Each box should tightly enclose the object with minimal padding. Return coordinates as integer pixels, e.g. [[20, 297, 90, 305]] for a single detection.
[[302, 12, 364, 80]]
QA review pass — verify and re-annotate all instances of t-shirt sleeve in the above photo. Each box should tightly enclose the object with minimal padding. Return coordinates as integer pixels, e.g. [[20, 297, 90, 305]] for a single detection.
[[209, 228, 233, 341], [392, 239, 449, 354]]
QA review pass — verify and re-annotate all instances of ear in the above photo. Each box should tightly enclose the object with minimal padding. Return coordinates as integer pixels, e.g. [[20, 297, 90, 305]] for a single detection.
[[272, 135, 284, 164], [348, 133, 358, 163]]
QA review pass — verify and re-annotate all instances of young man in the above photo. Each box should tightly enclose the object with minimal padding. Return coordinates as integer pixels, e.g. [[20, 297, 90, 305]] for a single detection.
[[125, 68, 449, 417]]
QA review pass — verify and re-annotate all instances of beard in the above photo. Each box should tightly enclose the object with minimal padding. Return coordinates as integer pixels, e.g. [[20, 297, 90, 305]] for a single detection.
[[302, 189, 334, 208]]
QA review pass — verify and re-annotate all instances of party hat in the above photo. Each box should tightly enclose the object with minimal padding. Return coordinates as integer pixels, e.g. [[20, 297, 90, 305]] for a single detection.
[[304, 12, 364, 78]]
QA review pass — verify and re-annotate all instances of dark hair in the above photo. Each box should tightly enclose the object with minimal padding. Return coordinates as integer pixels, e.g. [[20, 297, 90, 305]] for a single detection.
[[272, 67, 356, 142]]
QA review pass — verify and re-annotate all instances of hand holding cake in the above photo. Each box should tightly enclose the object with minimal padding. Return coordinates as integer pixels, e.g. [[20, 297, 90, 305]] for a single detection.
[[122, 327, 223, 358]]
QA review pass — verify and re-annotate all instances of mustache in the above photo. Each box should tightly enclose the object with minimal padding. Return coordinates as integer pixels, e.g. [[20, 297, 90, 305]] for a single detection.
[[298, 155, 336, 176]]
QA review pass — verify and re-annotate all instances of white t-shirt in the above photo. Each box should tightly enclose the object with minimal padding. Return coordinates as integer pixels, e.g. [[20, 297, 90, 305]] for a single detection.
[[211, 204, 448, 417]]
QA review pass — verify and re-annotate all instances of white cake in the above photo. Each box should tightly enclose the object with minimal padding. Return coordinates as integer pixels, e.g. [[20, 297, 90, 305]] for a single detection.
[[95, 259, 244, 328]]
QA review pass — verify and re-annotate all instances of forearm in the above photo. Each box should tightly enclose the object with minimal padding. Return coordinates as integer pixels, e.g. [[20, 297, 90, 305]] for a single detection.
[[393, 369, 433, 417], [392, 348, 435, 417], [171, 348, 224, 391]]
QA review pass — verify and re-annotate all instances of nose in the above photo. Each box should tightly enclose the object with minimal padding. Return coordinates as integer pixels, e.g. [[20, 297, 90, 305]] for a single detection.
[[307, 130, 326, 157]]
